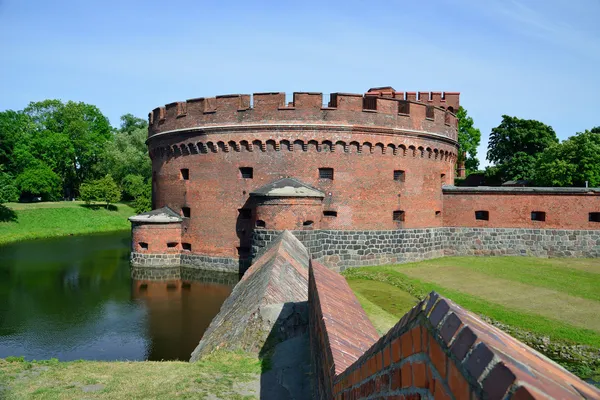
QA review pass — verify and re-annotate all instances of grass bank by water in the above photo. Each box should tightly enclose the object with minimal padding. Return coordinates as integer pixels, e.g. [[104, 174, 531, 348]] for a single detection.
[[0, 352, 262, 399], [0, 202, 135, 245], [344, 256, 600, 382]]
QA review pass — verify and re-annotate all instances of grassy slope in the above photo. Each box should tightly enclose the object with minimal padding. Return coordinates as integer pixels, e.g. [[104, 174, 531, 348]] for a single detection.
[[0, 352, 262, 400], [344, 257, 600, 380], [0, 202, 135, 245]]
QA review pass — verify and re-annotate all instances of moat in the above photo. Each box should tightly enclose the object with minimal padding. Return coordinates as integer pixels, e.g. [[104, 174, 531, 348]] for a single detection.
[[0, 232, 237, 361]]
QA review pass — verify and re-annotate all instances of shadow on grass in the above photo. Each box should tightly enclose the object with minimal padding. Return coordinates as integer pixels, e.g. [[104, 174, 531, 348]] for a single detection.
[[78, 203, 118, 212], [0, 205, 17, 222]]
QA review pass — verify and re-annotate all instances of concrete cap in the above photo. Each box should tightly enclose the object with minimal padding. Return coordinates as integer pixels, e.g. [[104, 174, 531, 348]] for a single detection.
[[128, 206, 183, 223], [250, 177, 325, 198], [442, 185, 600, 194]]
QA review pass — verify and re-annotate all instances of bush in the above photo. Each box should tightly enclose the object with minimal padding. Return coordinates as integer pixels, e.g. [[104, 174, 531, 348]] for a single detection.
[[15, 163, 61, 201], [79, 175, 121, 208]]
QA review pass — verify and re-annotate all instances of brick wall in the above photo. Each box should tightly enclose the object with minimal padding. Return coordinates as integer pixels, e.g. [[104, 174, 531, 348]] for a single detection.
[[443, 188, 600, 230], [309, 261, 600, 399], [147, 90, 458, 259]]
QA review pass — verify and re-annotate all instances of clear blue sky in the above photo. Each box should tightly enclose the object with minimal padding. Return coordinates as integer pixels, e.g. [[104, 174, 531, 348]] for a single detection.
[[1, 0, 599, 166]]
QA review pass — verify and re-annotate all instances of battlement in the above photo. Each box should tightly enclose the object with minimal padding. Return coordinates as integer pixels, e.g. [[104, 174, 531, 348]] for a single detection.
[[148, 90, 460, 142]]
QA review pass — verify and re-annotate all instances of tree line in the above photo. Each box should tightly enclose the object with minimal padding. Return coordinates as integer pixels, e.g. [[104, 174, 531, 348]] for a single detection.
[[454, 108, 599, 187], [0, 100, 598, 212], [0, 100, 151, 211]]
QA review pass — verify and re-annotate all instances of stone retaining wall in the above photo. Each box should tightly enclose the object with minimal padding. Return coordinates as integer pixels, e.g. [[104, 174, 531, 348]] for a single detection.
[[252, 229, 445, 271], [252, 227, 600, 270], [444, 227, 600, 258], [130, 252, 244, 274]]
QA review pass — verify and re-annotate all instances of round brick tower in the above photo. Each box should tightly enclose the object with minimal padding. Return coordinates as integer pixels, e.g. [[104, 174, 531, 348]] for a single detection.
[[136, 87, 459, 266]]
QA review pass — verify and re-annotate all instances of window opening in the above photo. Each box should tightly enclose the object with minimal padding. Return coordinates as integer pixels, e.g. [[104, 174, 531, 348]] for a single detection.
[[393, 210, 405, 221], [319, 168, 334, 180], [475, 210, 489, 221], [239, 167, 253, 179], [531, 211, 546, 222]]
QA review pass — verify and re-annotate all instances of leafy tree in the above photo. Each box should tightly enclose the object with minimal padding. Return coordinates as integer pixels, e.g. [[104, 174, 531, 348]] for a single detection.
[[535, 129, 600, 187], [487, 116, 558, 183], [122, 174, 152, 213], [119, 113, 147, 134], [456, 106, 481, 174], [79, 175, 121, 208], [0, 110, 34, 173], [23, 100, 112, 198], [98, 127, 151, 185], [0, 167, 19, 203], [15, 163, 61, 201]]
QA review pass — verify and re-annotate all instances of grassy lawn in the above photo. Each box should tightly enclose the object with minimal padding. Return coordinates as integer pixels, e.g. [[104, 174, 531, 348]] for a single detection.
[[343, 256, 600, 381], [0, 352, 261, 399], [0, 201, 135, 245]]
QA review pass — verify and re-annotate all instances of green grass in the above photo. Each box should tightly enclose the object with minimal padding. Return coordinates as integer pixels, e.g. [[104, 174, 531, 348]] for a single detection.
[[347, 279, 417, 334], [0, 352, 261, 399], [0, 201, 135, 245], [343, 257, 600, 381]]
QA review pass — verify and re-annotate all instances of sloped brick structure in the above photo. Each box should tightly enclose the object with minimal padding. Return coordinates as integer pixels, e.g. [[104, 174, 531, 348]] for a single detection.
[[190, 231, 309, 360], [309, 260, 600, 399]]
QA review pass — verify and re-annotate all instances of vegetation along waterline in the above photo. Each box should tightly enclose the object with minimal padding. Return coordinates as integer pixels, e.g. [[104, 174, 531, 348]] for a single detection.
[[343, 256, 600, 383], [0, 201, 135, 245]]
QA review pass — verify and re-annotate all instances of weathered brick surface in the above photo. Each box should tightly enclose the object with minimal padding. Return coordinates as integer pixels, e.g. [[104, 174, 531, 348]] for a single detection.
[[309, 260, 379, 399], [190, 231, 310, 360], [147, 90, 458, 260], [443, 189, 600, 230], [309, 263, 600, 399]]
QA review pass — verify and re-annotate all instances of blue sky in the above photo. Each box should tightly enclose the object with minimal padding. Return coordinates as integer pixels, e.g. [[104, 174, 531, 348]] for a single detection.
[[1, 0, 599, 166]]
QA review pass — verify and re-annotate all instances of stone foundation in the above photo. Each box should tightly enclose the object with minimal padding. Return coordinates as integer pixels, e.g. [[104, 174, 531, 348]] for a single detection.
[[252, 227, 600, 270], [131, 252, 246, 274], [444, 227, 600, 258], [131, 227, 600, 273]]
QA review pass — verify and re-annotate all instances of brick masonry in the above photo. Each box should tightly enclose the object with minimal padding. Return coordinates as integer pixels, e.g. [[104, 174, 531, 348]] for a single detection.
[[308, 260, 600, 399], [145, 89, 459, 260]]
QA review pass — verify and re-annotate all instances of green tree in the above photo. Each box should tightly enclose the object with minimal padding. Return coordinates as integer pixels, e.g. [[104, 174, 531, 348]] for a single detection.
[[118, 113, 147, 134], [23, 100, 112, 198], [456, 106, 481, 174], [535, 128, 600, 187], [0, 110, 34, 174], [79, 175, 121, 208], [96, 115, 150, 186], [487, 116, 558, 183], [0, 167, 19, 203], [15, 163, 61, 201]]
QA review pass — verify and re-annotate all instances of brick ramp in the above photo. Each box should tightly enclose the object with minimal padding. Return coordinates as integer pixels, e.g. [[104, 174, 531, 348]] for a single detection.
[[190, 230, 309, 360], [309, 260, 600, 399]]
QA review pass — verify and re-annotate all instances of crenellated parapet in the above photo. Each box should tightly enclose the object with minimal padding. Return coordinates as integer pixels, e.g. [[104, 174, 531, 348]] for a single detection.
[[148, 91, 459, 142]]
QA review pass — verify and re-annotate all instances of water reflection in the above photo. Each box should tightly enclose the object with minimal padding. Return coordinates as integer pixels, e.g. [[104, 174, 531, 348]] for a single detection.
[[132, 279, 233, 361], [0, 232, 237, 361]]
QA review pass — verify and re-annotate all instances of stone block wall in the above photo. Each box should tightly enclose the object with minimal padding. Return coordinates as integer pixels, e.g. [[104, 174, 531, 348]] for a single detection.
[[252, 227, 600, 270], [252, 229, 445, 271], [444, 227, 600, 258], [308, 260, 600, 399]]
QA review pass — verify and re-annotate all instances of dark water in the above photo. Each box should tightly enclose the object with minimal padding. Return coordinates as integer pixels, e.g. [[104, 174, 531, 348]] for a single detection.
[[0, 232, 237, 361]]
